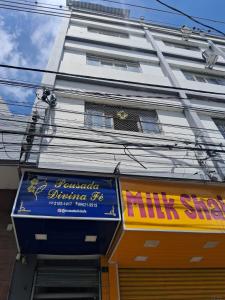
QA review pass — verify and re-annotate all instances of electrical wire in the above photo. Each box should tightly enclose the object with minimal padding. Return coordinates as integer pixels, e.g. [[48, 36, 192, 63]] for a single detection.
[[1, 105, 225, 148], [2, 76, 225, 123], [0, 89, 224, 137], [1, 126, 225, 154], [0, 0, 222, 38], [0, 0, 69, 11], [2, 63, 225, 96], [153, 0, 225, 37], [0, 141, 214, 167], [0, 114, 224, 150], [1, 95, 225, 145], [2, 0, 225, 27]]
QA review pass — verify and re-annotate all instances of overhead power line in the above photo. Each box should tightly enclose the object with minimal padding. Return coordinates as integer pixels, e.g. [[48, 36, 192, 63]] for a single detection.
[[2, 63, 225, 96], [0, 0, 224, 37], [0, 0, 69, 11], [153, 0, 225, 36], [0, 82, 225, 142], [1, 113, 225, 149], [3, 0, 225, 27], [1, 113, 225, 146], [100, 0, 225, 27], [1, 127, 225, 154]]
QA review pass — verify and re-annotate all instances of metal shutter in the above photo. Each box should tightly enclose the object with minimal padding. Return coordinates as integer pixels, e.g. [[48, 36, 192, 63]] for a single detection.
[[32, 259, 100, 299], [119, 268, 225, 300]]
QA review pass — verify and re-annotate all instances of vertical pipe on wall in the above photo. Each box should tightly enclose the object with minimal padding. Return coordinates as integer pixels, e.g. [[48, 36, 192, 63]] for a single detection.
[[143, 25, 225, 181]]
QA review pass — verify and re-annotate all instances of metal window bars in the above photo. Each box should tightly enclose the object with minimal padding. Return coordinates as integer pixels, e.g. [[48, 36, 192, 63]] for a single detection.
[[85, 103, 161, 134]]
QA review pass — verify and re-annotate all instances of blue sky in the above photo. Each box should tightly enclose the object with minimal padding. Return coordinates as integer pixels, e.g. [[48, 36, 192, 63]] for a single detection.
[[0, 0, 225, 115]]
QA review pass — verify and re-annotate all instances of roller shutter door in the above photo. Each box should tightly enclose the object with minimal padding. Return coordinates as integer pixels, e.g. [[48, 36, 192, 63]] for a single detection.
[[119, 268, 225, 300], [32, 259, 100, 299]]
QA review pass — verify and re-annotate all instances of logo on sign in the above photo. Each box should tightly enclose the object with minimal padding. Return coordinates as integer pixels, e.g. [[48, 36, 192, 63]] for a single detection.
[[27, 177, 48, 200]]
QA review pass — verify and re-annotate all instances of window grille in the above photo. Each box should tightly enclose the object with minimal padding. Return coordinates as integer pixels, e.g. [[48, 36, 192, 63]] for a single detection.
[[183, 71, 225, 86], [86, 55, 141, 73], [214, 118, 225, 138], [85, 103, 161, 134], [88, 27, 129, 38]]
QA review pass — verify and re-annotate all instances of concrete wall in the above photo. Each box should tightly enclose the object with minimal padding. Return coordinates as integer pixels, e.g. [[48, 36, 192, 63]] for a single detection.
[[36, 8, 225, 181]]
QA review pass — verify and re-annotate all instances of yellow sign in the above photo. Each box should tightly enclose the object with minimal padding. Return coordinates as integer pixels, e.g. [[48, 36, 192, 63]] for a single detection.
[[121, 179, 225, 232]]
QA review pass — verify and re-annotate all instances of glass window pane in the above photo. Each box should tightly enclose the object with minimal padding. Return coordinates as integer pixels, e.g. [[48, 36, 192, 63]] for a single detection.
[[216, 79, 225, 85], [140, 115, 160, 133], [85, 109, 113, 129], [101, 60, 113, 67], [114, 63, 127, 69], [195, 76, 206, 83], [183, 72, 195, 81], [127, 64, 140, 72], [207, 78, 219, 85], [87, 57, 100, 66], [88, 28, 98, 33], [214, 119, 225, 138]]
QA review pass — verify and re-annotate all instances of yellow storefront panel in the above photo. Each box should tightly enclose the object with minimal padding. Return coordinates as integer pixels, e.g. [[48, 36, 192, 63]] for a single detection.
[[119, 268, 225, 300], [121, 179, 225, 232]]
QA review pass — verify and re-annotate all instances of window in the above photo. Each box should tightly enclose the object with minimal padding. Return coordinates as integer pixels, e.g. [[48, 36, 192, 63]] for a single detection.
[[85, 103, 161, 134], [183, 71, 225, 86], [164, 41, 199, 51], [214, 119, 225, 138], [87, 55, 141, 73], [88, 27, 129, 38]]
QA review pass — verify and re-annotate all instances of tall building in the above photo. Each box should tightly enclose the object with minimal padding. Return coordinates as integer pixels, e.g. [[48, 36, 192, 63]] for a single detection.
[[9, 1, 225, 299], [0, 97, 28, 300]]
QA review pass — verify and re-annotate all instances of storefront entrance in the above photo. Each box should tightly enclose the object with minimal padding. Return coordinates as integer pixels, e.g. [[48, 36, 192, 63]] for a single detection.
[[31, 258, 100, 300]]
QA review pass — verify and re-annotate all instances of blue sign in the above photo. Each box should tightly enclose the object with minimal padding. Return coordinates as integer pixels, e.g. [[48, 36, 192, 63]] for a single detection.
[[13, 172, 119, 220]]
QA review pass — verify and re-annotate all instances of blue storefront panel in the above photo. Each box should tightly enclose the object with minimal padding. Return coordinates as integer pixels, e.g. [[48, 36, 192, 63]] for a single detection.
[[12, 172, 121, 255]]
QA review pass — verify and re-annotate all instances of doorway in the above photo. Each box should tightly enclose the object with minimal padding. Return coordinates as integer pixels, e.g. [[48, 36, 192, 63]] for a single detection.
[[32, 258, 100, 300]]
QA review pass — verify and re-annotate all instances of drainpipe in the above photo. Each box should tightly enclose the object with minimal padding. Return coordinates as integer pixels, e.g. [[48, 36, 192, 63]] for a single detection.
[[143, 25, 225, 181]]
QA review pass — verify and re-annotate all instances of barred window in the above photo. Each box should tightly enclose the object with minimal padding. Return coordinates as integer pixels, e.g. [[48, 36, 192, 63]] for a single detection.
[[87, 55, 141, 73], [88, 27, 129, 38], [214, 119, 225, 138], [183, 71, 225, 86], [85, 103, 161, 134]]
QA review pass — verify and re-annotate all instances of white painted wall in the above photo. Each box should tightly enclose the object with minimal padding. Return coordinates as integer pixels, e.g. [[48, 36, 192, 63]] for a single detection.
[[37, 9, 225, 181], [67, 21, 151, 50], [59, 48, 170, 86], [172, 67, 225, 94], [38, 93, 204, 179]]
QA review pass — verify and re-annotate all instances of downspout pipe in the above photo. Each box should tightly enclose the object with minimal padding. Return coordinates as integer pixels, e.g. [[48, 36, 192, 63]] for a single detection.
[[143, 25, 225, 181]]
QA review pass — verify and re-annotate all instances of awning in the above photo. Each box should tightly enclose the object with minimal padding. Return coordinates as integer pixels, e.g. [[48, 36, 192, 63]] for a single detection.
[[12, 172, 120, 255], [109, 178, 225, 268]]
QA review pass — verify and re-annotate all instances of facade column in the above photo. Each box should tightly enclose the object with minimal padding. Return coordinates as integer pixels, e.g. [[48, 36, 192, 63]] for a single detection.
[[108, 263, 120, 300], [143, 25, 225, 181]]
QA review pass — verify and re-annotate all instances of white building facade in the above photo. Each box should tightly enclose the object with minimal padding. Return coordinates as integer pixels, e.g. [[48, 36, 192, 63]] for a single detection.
[[9, 2, 225, 300], [32, 1, 225, 182]]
